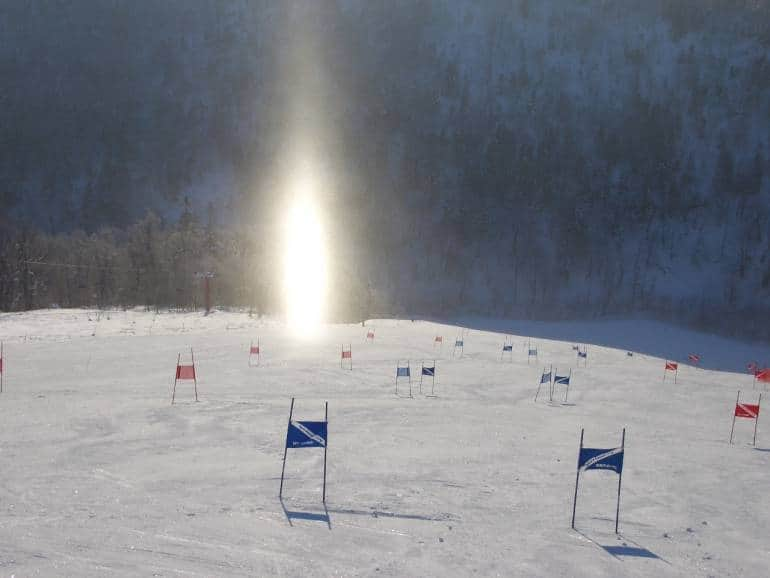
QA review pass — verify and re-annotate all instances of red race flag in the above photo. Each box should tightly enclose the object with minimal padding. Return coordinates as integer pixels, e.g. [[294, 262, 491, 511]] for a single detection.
[[176, 365, 196, 380], [341, 350, 352, 359], [756, 369, 770, 383], [250, 345, 260, 355], [366, 331, 375, 340], [735, 402, 760, 419], [688, 354, 701, 364], [435, 336, 443, 343], [665, 361, 678, 371]]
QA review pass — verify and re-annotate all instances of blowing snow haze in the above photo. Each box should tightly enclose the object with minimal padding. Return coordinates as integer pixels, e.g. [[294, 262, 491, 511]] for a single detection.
[[1, 1, 769, 337]]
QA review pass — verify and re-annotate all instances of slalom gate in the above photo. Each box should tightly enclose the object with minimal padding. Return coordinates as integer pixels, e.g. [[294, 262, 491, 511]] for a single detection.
[[420, 361, 437, 396], [172, 348, 198, 404], [730, 391, 761, 445], [249, 339, 261, 366], [341, 345, 352, 370], [534, 365, 552, 402], [553, 368, 572, 403], [571, 428, 626, 533], [396, 360, 412, 397], [501, 339, 513, 362], [663, 360, 678, 383], [279, 397, 329, 502]]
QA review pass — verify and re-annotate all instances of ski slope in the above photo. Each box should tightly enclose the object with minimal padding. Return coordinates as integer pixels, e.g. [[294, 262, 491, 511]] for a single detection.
[[0, 309, 768, 577]]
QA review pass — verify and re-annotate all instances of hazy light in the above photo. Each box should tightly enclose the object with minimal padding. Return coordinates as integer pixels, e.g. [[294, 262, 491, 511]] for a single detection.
[[283, 178, 327, 332]]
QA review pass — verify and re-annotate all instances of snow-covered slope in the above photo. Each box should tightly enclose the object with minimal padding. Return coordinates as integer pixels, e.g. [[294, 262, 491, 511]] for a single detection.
[[0, 309, 768, 576]]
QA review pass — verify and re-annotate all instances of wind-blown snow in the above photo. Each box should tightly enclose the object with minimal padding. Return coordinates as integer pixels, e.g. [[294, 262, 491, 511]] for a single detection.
[[0, 309, 768, 576]]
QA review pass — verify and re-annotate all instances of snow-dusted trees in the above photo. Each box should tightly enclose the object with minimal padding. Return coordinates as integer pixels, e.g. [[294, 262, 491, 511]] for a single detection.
[[0, 1, 769, 336]]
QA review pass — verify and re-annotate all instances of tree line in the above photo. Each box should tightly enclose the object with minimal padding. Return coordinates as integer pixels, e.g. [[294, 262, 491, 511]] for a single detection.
[[1, 1, 769, 339]]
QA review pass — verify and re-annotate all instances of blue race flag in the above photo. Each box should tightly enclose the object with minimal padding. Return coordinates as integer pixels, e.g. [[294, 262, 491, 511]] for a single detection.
[[455, 340, 464, 347], [540, 371, 551, 384], [578, 447, 624, 474], [528, 348, 537, 356], [503, 344, 513, 352], [578, 351, 588, 358], [422, 366, 435, 376], [286, 420, 327, 448], [397, 366, 410, 377], [554, 374, 570, 385]]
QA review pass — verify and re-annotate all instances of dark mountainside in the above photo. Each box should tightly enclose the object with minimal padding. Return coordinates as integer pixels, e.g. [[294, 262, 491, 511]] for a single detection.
[[1, 1, 769, 338]]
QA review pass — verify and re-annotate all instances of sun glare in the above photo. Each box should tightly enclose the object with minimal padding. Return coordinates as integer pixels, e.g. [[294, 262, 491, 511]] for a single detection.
[[283, 187, 327, 332]]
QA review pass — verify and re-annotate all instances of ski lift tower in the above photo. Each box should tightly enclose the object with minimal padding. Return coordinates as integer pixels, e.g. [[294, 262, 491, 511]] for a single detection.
[[195, 271, 216, 315]]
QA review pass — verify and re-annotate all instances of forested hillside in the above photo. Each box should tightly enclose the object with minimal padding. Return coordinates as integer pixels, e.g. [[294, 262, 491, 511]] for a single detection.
[[1, 1, 769, 338]]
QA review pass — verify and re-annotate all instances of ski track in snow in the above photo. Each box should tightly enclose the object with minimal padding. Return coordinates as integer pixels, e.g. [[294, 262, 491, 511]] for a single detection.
[[0, 308, 768, 576]]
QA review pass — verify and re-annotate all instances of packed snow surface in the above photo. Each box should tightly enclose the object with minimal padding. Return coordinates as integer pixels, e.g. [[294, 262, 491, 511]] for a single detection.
[[0, 309, 768, 576]]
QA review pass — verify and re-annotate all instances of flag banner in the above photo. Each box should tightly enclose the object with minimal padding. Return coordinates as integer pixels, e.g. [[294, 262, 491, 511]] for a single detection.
[[756, 369, 770, 383], [422, 366, 435, 376], [735, 403, 760, 419], [366, 331, 375, 339], [455, 340, 464, 347], [250, 345, 260, 355], [529, 349, 537, 356], [286, 420, 327, 448], [397, 366, 410, 377], [554, 374, 571, 385], [578, 447, 624, 474], [578, 351, 587, 359], [176, 365, 196, 380], [435, 336, 443, 343], [665, 361, 678, 371], [688, 353, 701, 363], [541, 371, 552, 384], [342, 350, 352, 359], [503, 344, 513, 352]]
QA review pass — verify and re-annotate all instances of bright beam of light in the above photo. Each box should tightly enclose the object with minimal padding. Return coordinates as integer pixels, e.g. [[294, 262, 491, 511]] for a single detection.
[[283, 186, 327, 333]]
